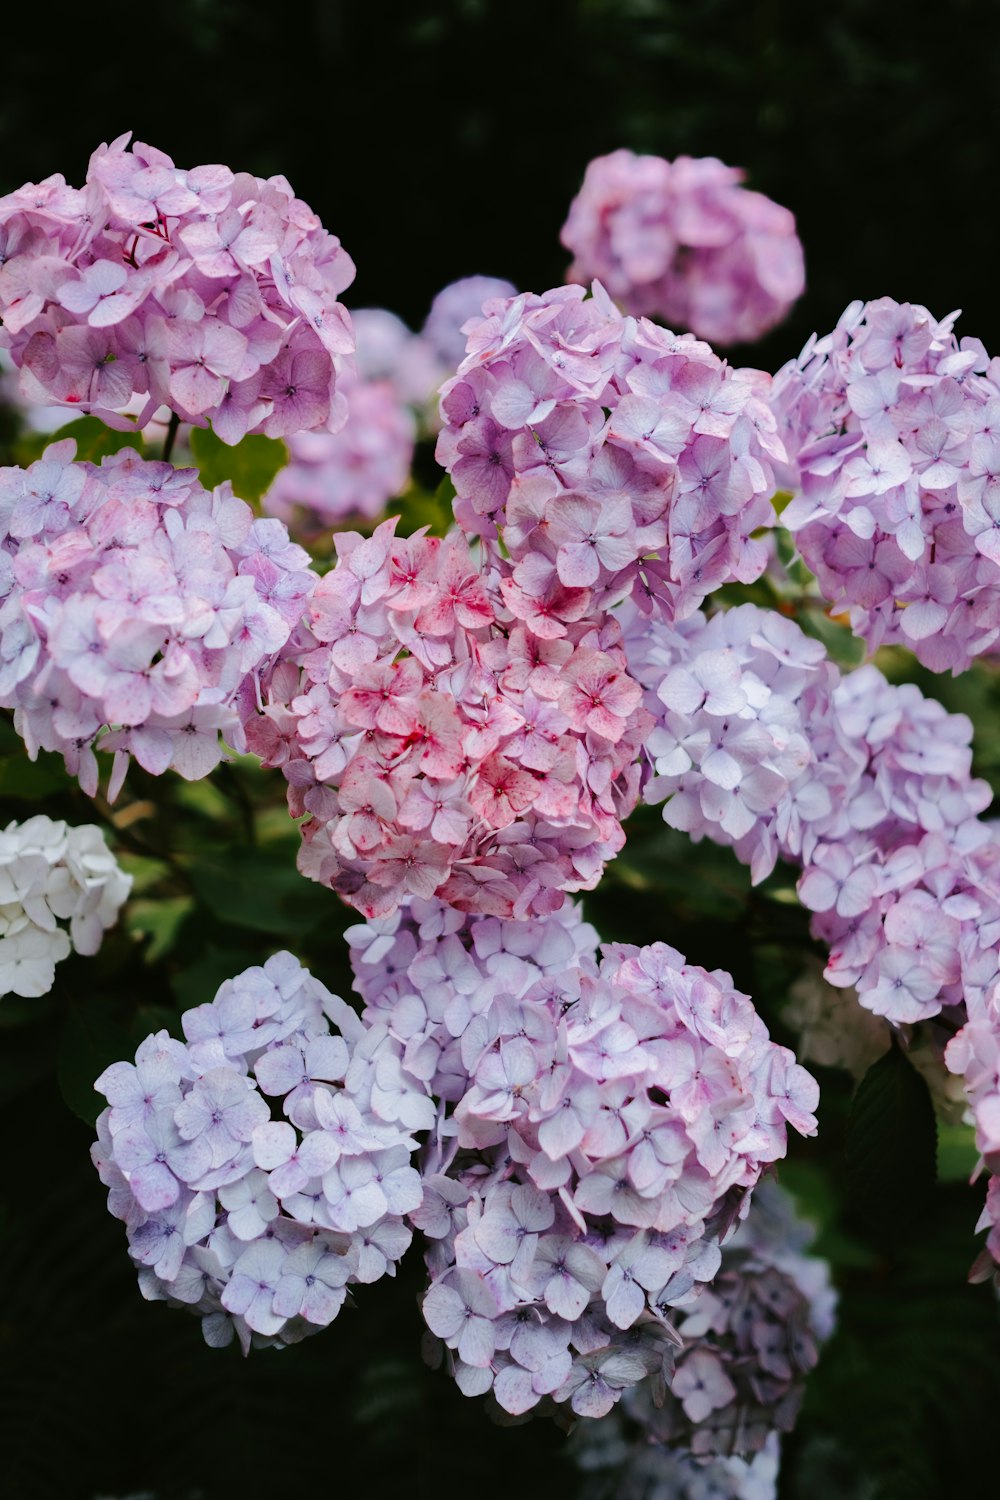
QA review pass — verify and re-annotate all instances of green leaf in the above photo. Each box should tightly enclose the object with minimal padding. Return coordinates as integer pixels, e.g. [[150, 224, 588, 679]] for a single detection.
[[798, 606, 867, 667], [846, 1040, 937, 1240], [17, 414, 143, 466], [125, 895, 195, 963], [188, 844, 333, 936], [936, 1120, 979, 1183], [0, 746, 72, 799], [189, 425, 288, 502], [57, 1000, 134, 1126], [386, 475, 455, 537]]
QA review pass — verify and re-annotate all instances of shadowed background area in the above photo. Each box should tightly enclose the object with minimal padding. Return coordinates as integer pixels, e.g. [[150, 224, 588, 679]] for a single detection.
[[4, 0, 999, 365]]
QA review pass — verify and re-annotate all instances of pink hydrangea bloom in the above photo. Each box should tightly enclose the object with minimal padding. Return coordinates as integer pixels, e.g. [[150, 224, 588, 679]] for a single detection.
[[348, 896, 818, 1417], [560, 151, 804, 346], [625, 600, 1000, 1029], [772, 297, 1000, 672], [238, 516, 652, 919], [0, 133, 355, 441], [436, 283, 784, 628], [0, 441, 315, 794]]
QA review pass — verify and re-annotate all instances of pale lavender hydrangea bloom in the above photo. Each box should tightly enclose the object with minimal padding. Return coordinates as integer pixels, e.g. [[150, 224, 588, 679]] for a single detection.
[[0, 133, 355, 442], [436, 283, 784, 630], [351, 307, 445, 408], [568, 1184, 833, 1496], [347, 897, 817, 1418], [560, 151, 804, 347], [573, 1429, 781, 1500], [263, 375, 416, 530], [0, 442, 316, 795], [0, 814, 130, 997], [772, 297, 1000, 672], [92, 951, 430, 1354], [625, 599, 1000, 1029]]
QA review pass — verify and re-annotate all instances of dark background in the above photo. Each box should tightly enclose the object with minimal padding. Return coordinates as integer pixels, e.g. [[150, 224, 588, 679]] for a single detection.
[[3, 4, 1000, 1498], [4, 0, 1000, 368]]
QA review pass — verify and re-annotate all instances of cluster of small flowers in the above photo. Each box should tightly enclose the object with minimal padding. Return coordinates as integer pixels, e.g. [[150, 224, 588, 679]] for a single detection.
[[560, 151, 805, 347], [0, 814, 130, 997], [1, 442, 315, 795], [263, 369, 416, 529], [781, 958, 889, 1079], [772, 297, 1000, 673], [435, 282, 785, 627], [945, 976, 1000, 1280], [624, 600, 1000, 1026], [239, 517, 651, 919], [0, 133, 355, 442], [92, 952, 431, 1355], [573, 1428, 780, 1500], [347, 896, 818, 1417], [569, 1183, 834, 1499], [351, 307, 443, 408]]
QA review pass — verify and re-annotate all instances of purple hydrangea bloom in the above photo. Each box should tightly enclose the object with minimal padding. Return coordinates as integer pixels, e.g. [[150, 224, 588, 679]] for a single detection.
[[0, 443, 316, 795]]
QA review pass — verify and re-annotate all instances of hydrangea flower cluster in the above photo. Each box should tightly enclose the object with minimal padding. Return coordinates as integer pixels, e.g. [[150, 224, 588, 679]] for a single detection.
[[0, 814, 130, 997], [263, 377, 416, 530], [435, 283, 784, 626], [573, 1428, 780, 1500], [0, 133, 355, 442], [239, 517, 651, 919], [945, 980, 1000, 1280], [771, 297, 1000, 673], [569, 1183, 833, 1497], [560, 151, 804, 347], [624, 600, 1000, 1026], [348, 896, 818, 1417], [92, 952, 431, 1354], [781, 958, 889, 1080], [0, 442, 315, 795]]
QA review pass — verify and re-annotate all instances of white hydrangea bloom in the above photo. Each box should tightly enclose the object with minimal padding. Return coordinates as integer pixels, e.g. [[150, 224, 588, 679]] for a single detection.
[[0, 816, 131, 998]]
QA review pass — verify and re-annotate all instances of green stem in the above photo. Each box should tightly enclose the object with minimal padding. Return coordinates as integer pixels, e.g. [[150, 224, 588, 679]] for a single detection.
[[162, 411, 181, 464]]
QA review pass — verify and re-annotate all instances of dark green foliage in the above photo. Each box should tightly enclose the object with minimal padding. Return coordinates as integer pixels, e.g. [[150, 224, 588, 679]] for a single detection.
[[846, 1043, 938, 1244], [188, 427, 288, 504]]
